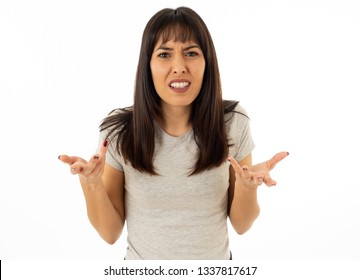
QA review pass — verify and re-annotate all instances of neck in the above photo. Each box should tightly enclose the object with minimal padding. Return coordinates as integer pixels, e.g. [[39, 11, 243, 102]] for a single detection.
[[157, 104, 192, 137]]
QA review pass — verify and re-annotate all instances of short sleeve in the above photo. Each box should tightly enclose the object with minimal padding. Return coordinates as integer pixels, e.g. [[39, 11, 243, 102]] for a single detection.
[[227, 104, 256, 162], [97, 128, 124, 171]]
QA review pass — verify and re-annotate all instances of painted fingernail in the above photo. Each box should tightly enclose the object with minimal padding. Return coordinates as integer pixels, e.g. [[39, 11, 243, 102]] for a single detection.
[[243, 167, 248, 171], [287, 152, 290, 155], [58, 155, 61, 160], [94, 155, 99, 160], [103, 139, 108, 147]]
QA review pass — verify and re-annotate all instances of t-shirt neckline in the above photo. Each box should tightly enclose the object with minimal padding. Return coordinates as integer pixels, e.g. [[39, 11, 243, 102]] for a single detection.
[[154, 121, 193, 140]]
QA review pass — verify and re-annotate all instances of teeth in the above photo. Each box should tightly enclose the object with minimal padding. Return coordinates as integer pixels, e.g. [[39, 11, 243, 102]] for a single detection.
[[170, 82, 189, 88]]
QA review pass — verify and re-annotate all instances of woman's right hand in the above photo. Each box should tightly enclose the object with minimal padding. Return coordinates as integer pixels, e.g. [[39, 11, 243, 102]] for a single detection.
[[58, 139, 109, 186]]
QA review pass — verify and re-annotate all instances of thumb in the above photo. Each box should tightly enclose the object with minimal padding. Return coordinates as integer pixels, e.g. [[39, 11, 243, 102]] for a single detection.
[[58, 155, 85, 166], [268, 151, 289, 170]]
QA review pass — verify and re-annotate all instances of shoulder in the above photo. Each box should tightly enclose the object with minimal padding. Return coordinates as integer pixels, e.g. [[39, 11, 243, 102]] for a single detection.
[[225, 101, 255, 161], [98, 107, 133, 171], [98, 106, 133, 146], [106, 106, 133, 119], [224, 101, 252, 141], [224, 101, 250, 126], [100, 107, 133, 130]]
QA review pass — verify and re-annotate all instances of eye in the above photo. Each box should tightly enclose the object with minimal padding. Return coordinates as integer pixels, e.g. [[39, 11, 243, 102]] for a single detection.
[[185, 51, 199, 57], [158, 52, 170, 58]]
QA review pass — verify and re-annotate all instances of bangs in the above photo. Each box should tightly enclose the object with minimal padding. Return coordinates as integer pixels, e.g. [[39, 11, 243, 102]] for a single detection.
[[156, 23, 198, 45]]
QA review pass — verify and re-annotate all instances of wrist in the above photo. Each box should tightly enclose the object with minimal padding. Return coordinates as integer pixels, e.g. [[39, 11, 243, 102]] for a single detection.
[[79, 175, 104, 190], [235, 182, 259, 193]]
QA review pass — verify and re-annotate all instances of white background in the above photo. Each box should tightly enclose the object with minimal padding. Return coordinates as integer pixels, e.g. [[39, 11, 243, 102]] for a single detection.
[[1, 0, 359, 262]]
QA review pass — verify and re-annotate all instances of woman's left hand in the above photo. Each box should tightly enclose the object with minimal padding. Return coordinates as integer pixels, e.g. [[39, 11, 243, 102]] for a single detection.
[[228, 152, 289, 189]]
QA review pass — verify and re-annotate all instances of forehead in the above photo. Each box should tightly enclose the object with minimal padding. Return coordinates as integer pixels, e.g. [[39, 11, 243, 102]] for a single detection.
[[153, 38, 199, 49], [155, 24, 198, 46]]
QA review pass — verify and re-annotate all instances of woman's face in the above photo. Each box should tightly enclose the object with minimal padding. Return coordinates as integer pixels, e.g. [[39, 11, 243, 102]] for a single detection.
[[150, 37, 206, 111]]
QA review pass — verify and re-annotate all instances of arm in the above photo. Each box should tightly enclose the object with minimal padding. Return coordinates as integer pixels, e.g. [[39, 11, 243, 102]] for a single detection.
[[228, 152, 289, 234], [79, 163, 125, 244], [228, 154, 260, 234], [59, 140, 125, 244]]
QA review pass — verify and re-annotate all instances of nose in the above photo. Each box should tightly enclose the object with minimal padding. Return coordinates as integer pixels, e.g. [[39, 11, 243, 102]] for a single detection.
[[172, 55, 186, 74]]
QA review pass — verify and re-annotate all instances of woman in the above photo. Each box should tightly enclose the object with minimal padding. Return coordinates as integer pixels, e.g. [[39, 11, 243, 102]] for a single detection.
[[59, 7, 288, 260]]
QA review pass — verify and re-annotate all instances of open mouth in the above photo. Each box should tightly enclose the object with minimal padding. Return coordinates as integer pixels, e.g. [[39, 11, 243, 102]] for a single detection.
[[170, 82, 190, 89]]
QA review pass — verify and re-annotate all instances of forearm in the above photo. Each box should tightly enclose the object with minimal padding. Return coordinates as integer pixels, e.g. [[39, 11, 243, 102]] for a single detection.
[[229, 186, 260, 235], [80, 178, 125, 244]]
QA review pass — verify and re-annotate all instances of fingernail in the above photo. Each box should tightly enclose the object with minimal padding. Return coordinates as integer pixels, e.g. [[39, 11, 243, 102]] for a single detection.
[[287, 152, 290, 155], [103, 139, 108, 147], [94, 155, 99, 160], [58, 155, 61, 160]]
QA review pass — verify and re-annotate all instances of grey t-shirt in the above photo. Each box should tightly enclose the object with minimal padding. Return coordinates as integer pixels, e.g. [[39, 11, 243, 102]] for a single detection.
[[98, 104, 255, 259]]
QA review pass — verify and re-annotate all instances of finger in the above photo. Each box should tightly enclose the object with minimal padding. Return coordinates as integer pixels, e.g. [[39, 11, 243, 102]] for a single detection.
[[91, 158, 105, 176], [241, 164, 251, 180], [263, 174, 277, 187], [70, 166, 79, 175], [227, 156, 246, 177], [70, 162, 86, 175], [99, 139, 109, 158], [84, 154, 102, 175], [267, 151, 289, 170], [58, 155, 85, 166], [250, 171, 264, 186]]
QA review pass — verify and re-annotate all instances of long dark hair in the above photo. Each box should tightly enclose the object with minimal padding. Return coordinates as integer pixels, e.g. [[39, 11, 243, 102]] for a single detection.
[[100, 7, 242, 175]]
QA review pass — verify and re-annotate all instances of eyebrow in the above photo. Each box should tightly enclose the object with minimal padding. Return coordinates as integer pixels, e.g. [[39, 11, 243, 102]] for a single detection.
[[155, 44, 201, 52]]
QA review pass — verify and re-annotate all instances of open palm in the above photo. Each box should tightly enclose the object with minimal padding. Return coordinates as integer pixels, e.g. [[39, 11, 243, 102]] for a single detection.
[[228, 152, 289, 188]]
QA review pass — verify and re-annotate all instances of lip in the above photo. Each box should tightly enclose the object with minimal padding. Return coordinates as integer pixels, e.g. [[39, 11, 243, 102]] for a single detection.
[[168, 79, 191, 93]]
